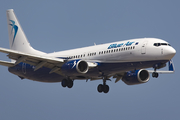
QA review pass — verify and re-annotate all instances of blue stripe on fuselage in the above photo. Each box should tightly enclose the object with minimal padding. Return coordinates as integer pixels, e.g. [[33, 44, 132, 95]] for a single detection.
[[8, 60, 169, 82]]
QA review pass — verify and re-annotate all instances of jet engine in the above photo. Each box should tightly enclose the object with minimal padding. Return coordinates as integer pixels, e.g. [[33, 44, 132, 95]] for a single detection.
[[122, 69, 150, 85], [61, 59, 89, 75]]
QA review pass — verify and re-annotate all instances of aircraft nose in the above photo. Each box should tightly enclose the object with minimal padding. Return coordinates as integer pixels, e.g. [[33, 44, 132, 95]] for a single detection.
[[169, 47, 176, 56], [164, 47, 176, 59]]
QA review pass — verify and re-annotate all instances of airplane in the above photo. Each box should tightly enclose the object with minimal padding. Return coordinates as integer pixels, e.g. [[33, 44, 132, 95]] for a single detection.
[[0, 9, 176, 93]]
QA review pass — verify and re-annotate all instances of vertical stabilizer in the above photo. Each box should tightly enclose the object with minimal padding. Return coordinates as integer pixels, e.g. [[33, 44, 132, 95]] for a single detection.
[[6, 9, 44, 55]]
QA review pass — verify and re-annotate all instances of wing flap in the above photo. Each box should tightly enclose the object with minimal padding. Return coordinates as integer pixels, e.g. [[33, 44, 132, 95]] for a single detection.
[[0, 47, 65, 74], [0, 60, 15, 67]]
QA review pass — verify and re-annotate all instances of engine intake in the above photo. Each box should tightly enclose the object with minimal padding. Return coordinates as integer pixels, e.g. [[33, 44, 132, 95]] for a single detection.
[[122, 69, 150, 85], [61, 59, 89, 75]]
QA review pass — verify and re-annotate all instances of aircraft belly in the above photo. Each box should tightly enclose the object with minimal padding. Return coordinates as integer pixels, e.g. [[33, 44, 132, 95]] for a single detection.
[[96, 60, 169, 75], [8, 63, 63, 83], [8, 60, 169, 82]]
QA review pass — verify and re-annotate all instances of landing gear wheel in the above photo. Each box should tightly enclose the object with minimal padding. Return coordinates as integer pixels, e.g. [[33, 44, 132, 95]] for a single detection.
[[61, 79, 67, 87], [97, 84, 109, 93], [97, 84, 103, 93], [103, 85, 109, 93], [61, 79, 74, 88], [152, 72, 159, 78], [67, 80, 73, 88]]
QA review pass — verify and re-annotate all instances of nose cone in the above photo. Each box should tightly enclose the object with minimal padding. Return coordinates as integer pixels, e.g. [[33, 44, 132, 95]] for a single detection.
[[164, 47, 176, 59], [169, 47, 176, 57]]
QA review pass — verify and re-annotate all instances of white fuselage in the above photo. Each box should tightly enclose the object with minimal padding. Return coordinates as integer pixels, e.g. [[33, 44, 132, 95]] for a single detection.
[[46, 38, 175, 63]]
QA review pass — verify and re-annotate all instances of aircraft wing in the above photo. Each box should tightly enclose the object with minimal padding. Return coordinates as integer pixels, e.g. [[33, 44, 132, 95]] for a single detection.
[[148, 60, 175, 74], [0, 60, 15, 67], [112, 60, 175, 83], [0, 47, 65, 74]]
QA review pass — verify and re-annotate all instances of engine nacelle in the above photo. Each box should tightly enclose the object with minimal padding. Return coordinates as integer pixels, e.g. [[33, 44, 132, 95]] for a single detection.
[[61, 59, 89, 75], [122, 69, 150, 85]]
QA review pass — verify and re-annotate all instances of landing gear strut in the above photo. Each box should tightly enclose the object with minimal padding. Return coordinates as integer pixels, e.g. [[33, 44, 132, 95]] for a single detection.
[[61, 79, 74, 88], [97, 78, 110, 93]]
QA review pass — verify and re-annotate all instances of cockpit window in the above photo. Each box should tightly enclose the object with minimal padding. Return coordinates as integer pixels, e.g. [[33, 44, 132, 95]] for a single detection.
[[154, 43, 171, 47], [154, 43, 160, 46], [161, 43, 168, 45]]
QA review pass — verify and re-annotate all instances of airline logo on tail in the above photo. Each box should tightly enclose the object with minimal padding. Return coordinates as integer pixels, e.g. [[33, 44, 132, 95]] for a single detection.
[[9, 20, 18, 46]]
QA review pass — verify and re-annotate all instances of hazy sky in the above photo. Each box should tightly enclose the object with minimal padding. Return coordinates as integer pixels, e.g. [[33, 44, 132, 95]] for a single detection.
[[0, 0, 179, 120]]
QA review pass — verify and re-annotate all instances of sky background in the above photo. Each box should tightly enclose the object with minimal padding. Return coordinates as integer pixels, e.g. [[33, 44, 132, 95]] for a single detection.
[[0, 0, 179, 120]]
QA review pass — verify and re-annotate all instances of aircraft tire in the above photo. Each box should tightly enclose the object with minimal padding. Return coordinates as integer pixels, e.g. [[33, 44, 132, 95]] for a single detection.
[[67, 80, 73, 88], [103, 85, 109, 93], [152, 72, 159, 78], [97, 84, 103, 93], [61, 79, 67, 87]]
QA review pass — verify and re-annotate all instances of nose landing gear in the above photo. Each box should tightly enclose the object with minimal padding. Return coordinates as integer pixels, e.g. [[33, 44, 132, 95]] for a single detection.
[[152, 72, 159, 78], [152, 67, 159, 78]]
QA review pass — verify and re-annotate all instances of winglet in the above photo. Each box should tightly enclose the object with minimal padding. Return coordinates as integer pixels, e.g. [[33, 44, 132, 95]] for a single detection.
[[169, 59, 175, 72]]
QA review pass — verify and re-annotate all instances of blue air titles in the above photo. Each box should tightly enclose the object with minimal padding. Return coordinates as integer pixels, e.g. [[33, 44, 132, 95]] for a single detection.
[[108, 41, 136, 49]]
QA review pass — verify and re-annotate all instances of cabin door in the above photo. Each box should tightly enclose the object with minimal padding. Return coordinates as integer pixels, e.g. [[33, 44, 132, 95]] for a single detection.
[[141, 41, 148, 54]]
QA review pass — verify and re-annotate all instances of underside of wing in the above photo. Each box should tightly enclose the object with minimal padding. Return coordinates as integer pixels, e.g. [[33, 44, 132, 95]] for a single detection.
[[0, 47, 65, 74], [0, 60, 15, 67], [148, 60, 175, 74]]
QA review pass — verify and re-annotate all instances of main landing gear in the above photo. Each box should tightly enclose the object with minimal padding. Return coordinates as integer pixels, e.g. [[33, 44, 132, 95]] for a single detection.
[[97, 78, 110, 93], [61, 79, 74, 88]]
